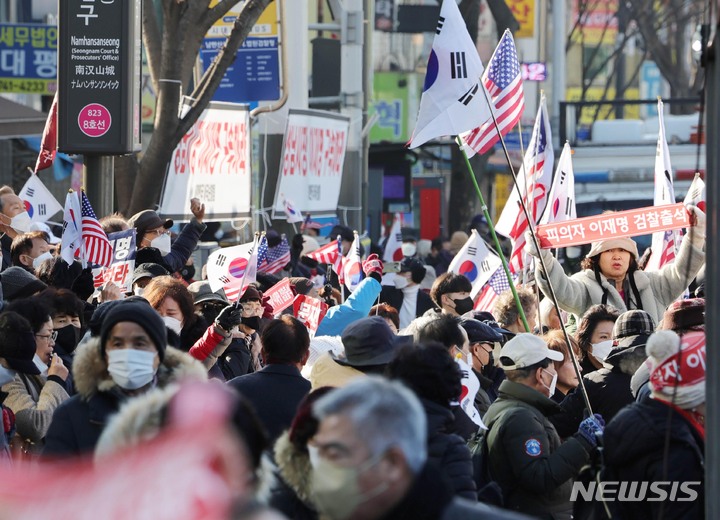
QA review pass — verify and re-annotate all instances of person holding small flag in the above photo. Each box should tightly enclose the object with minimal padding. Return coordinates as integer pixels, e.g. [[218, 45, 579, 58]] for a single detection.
[[128, 197, 206, 274]]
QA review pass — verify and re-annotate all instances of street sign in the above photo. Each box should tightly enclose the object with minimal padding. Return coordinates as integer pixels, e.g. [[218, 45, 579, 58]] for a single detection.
[[200, 2, 281, 103], [0, 24, 57, 95], [58, 0, 142, 154]]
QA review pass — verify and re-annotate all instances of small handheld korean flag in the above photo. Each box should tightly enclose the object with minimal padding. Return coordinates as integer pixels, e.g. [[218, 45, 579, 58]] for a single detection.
[[408, 0, 492, 148], [539, 142, 576, 225], [382, 213, 403, 262], [447, 229, 502, 298], [343, 232, 363, 292], [207, 240, 255, 302], [60, 191, 83, 265], [19, 174, 63, 222], [283, 197, 304, 224], [684, 175, 705, 213]]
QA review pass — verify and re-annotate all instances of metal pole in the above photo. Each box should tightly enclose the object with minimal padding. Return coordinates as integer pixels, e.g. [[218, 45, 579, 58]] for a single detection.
[[704, 29, 719, 520], [551, 0, 566, 149], [83, 155, 115, 216]]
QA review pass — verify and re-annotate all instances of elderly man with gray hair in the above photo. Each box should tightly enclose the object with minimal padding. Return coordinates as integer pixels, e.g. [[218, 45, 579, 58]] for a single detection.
[[309, 377, 530, 520]]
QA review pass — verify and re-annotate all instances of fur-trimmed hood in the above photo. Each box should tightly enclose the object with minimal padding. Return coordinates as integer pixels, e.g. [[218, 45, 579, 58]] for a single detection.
[[72, 337, 207, 400], [274, 430, 314, 504]]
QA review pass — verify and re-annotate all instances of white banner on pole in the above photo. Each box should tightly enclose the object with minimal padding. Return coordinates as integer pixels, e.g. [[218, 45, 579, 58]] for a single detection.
[[160, 103, 251, 222], [272, 109, 350, 218]]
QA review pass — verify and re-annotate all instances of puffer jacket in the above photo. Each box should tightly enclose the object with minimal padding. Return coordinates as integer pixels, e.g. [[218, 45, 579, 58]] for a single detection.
[[423, 399, 477, 500], [43, 338, 206, 458], [536, 234, 704, 325]]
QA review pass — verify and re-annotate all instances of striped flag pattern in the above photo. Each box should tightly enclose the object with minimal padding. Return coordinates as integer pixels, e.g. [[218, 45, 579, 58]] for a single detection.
[[460, 29, 525, 156], [257, 235, 291, 274], [474, 267, 512, 313], [80, 191, 112, 267], [306, 239, 340, 265]]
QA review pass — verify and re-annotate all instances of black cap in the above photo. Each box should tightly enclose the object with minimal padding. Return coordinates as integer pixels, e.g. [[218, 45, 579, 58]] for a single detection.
[[400, 258, 426, 284], [99, 300, 168, 362], [330, 225, 354, 243], [0, 312, 40, 375], [132, 263, 170, 285], [128, 210, 173, 241], [187, 281, 228, 305]]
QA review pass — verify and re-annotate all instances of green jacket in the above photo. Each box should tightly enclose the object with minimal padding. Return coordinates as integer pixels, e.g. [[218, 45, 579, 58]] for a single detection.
[[483, 380, 589, 520]]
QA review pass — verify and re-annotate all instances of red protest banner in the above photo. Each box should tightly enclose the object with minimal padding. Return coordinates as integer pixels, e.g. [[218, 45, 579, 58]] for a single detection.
[[263, 278, 295, 315], [535, 203, 690, 249], [293, 294, 328, 336]]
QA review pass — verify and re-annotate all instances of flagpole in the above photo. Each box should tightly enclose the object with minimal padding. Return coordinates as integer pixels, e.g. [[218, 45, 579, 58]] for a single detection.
[[456, 138, 530, 332], [236, 232, 260, 306]]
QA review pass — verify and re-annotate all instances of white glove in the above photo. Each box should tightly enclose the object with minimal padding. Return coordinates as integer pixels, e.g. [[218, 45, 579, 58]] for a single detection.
[[524, 230, 552, 265], [686, 204, 706, 248]]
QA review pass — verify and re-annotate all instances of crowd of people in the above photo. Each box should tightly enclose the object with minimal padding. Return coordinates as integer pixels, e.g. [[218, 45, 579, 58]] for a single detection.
[[0, 184, 707, 519]]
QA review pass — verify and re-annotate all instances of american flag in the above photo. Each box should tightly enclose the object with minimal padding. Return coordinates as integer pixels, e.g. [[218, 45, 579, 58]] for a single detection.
[[257, 235, 291, 274], [460, 29, 524, 156], [306, 239, 340, 265], [80, 191, 112, 267], [474, 267, 512, 313]]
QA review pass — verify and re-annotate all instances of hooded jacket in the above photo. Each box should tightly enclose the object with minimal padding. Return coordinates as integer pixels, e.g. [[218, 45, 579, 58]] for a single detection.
[[535, 235, 704, 326], [43, 338, 206, 457], [602, 397, 704, 519]]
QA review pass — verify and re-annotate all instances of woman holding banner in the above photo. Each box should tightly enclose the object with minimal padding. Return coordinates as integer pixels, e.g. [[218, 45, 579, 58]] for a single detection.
[[525, 205, 706, 326]]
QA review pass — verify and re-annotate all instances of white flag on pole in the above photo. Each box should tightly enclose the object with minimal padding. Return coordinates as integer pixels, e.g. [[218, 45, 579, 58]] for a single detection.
[[19, 174, 63, 222], [408, 0, 492, 148], [60, 191, 82, 265], [382, 213, 403, 263], [343, 233, 363, 292], [207, 239, 258, 302], [540, 142, 576, 225]]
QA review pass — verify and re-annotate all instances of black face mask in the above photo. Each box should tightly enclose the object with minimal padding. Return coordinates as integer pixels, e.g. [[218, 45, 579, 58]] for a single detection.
[[241, 316, 261, 331], [452, 296, 474, 316], [55, 325, 82, 354]]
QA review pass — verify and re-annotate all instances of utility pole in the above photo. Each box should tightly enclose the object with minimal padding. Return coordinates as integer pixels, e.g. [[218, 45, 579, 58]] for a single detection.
[[551, 0, 566, 148]]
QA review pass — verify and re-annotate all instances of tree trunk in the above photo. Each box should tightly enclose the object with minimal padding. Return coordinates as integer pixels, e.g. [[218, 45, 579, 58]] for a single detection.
[[114, 155, 139, 216]]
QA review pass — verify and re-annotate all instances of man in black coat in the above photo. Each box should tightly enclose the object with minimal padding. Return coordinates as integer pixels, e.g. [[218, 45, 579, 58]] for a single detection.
[[379, 258, 436, 330], [227, 315, 311, 442]]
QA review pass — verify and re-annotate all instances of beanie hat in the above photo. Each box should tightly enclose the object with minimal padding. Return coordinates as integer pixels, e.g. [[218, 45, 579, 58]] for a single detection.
[[99, 300, 168, 362], [239, 285, 262, 302], [0, 267, 47, 301], [587, 237, 639, 260], [659, 298, 705, 332], [646, 330, 705, 409], [289, 277, 314, 296]]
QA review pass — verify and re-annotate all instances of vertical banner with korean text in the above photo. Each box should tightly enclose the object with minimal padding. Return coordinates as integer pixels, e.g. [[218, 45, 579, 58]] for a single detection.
[[92, 229, 137, 292], [272, 109, 350, 218], [160, 103, 251, 221]]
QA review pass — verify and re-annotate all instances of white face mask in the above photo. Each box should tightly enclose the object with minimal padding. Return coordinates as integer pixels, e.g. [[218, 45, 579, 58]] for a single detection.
[[591, 340, 614, 361], [32, 251, 53, 269], [0, 365, 16, 386], [107, 349, 157, 390], [33, 354, 48, 376], [393, 273, 409, 289], [133, 286, 145, 297], [162, 315, 183, 335], [541, 368, 558, 397], [151, 233, 171, 255], [401, 243, 417, 257], [9, 211, 32, 233]]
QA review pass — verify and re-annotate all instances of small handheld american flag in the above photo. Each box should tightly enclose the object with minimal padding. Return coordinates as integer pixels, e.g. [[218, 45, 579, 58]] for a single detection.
[[80, 191, 113, 267]]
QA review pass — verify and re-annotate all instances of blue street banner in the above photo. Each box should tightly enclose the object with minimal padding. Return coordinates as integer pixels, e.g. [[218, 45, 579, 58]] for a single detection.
[[0, 24, 57, 94]]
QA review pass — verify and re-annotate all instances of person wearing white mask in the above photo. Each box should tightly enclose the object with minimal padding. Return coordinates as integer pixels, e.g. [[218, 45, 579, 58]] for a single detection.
[[10, 230, 53, 273], [43, 299, 206, 457], [379, 258, 435, 330], [127, 197, 206, 274], [574, 304, 620, 375], [483, 333, 604, 519], [0, 304, 69, 455], [0, 186, 34, 270], [143, 276, 242, 374]]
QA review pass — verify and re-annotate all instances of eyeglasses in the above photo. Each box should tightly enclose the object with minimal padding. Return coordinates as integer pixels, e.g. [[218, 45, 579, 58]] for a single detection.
[[35, 331, 58, 342], [146, 229, 170, 237]]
